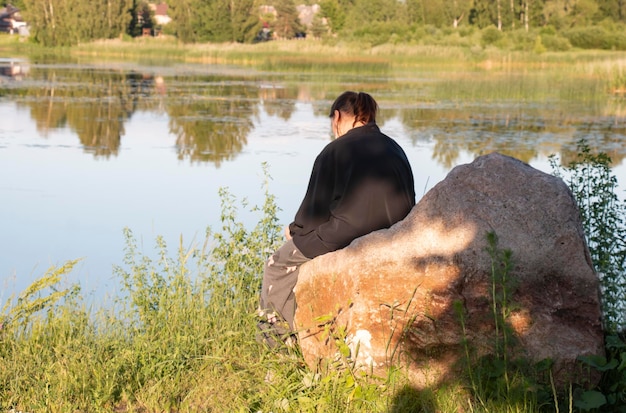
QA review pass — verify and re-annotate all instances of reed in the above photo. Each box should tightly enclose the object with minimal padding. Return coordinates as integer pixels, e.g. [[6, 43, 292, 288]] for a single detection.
[[4, 31, 626, 79]]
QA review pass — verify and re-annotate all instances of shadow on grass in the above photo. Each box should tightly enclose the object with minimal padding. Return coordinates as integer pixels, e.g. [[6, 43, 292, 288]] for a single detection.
[[388, 384, 438, 412]]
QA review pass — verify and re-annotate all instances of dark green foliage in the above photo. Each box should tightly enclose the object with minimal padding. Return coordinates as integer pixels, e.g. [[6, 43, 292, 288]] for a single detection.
[[168, 0, 260, 43], [564, 25, 626, 50], [319, 0, 346, 33], [230, 0, 262, 42], [404, 0, 466, 27], [550, 140, 626, 334], [508, 29, 540, 51], [596, 0, 626, 22], [13, 0, 626, 49], [469, 0, 498, 29], [540, 34, 572, 51], [167, 0, 195, 42], [548, 139, 626, 413], [21, 0, 132, 46], [128, 0, 155, 37], [481, 25, 503, 46], [576, 335, 626, 412], [345, 0, 402, 26], [347, 21, 411, 46], [272, 0, 304, 39], [309, 14, 328, 38]]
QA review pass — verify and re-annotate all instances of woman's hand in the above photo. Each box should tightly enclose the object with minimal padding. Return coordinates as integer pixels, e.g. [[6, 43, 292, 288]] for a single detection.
[[284, 226, 292, 240]]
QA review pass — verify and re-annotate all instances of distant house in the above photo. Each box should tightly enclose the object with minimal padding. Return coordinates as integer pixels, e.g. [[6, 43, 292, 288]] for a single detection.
[[0, 4, 26, 34], [257, 4, 322, 39], [151, 2, 171, 26], [296, 4, 320, 27]]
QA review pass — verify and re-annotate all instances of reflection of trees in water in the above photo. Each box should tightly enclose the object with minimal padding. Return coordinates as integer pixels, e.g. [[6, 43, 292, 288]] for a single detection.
[[167, 89, 257, 167], [8, 64, 626, 169], [558, 125, 626, 166], [259, 85, 299, 120], [396, 106, 626, 168], [17, 68, 159, 158], [13, 66, 263, 166]]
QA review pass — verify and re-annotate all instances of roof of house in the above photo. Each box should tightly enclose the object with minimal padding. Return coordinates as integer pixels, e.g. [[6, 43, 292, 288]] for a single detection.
[[155, 3, 168, 16]]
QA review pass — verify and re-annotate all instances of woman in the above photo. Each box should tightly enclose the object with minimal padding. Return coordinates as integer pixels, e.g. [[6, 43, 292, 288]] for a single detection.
[[257, 91, 416, 348]]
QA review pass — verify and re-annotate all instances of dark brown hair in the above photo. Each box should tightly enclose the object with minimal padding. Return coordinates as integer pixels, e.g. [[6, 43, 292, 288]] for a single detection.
[[329, 91, 378, 125]]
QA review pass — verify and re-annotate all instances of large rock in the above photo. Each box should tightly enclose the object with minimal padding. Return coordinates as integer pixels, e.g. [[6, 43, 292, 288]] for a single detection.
[[293, 152, 604, 388]]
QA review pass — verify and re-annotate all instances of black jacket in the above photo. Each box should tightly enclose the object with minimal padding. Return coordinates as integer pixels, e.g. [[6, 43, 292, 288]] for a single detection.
[[289, 123, 416, 259]]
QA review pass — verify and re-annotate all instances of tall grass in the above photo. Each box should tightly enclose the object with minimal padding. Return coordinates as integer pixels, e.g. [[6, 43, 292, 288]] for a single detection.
[[1, 32, 625, 70], [1, 153, 625, 411], [550, 140, 626, 413], [551, 140, 626, 334]]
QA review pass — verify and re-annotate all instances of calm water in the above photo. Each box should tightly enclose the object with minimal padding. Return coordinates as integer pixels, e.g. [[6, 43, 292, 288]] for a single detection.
[[1, 56, 625, 300]]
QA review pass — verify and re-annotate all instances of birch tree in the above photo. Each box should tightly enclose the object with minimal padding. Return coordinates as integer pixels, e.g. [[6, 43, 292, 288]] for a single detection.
[[21, 0, 131, 46]]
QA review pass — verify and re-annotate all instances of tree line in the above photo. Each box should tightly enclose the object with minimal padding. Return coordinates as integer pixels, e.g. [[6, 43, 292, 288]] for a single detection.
[[9, 0, 626, 48]]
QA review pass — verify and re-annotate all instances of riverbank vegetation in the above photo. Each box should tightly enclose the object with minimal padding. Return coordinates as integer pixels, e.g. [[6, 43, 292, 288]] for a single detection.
[[5, 0, 626, 52], [1, 149, 625, 411], [4, 32, 626, 75]]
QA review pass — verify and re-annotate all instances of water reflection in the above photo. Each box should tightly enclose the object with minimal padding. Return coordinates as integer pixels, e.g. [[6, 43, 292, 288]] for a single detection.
[[169, 93, 255, 166], [2, 56, 626, 298], [259, 84, 300, 120], [1, 58, 626, 169]]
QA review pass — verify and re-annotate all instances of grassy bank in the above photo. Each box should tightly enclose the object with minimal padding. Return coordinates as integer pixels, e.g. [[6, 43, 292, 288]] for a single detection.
[[3, 34, 626, 97], [3, 33, 626, 72], [1, 150, 625, 412], [1, 34, 625, 411]]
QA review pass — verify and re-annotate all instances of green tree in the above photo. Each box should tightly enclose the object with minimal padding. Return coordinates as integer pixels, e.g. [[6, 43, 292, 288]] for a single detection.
[[469, 0, 489, 28], [597, 0, 626, 21], [541, 0, 565, 28], [309, 13, 328, 37], [167, 0, 196, 42], [471, 0, 507, 29], [205, 0, 234, 42], [345, 0, 402, 25], [406, 0, 472, 27], [570, 0, 600, 25], [128, 0, 155, 37], [21, 0, 132, 46], [168, 0, 260, 43], [230, 0, 262, 42], [319, 0, 347, 32], [273, 0, 303, 38], [519, 0, 546, 30]]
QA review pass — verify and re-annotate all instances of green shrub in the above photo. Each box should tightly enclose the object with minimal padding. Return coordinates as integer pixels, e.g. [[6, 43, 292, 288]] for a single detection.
[[539, 25, 557, 36], [481, 25, 503, 47], [409, 25, 427, 42], [348, 21, 413, 46], [564, 26, 607, 49], [458, 25, 475, 38], [509, 29, 539, 51], [562, 25, 626, 50], [605, 31, 626, 50], [540, 34, 572, 51], [550, 140, 626, 333]]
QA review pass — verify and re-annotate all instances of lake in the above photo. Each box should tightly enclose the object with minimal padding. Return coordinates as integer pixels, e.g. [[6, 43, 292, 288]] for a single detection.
[[1, 54, 625, 301]]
